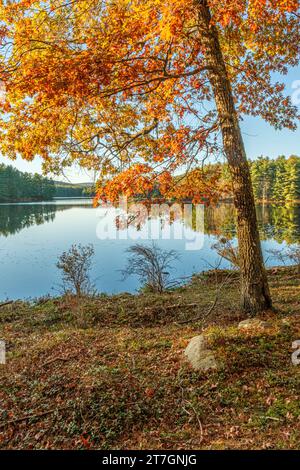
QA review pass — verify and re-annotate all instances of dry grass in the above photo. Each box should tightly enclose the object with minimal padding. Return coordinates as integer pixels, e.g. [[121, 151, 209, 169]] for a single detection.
[[0, 266, 299, 449]]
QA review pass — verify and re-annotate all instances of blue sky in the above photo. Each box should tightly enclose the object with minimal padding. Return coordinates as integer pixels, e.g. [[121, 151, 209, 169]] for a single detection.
[[2, 66, 300, 183], [241, 65, 300, 161]]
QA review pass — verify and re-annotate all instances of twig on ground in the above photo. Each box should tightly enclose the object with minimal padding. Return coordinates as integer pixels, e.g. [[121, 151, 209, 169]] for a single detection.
[[145, 302, 197, 313], [0, 301, 13, 309], [42, 355, 78, 367], [177, 296, 218, 325], [176, 269, 236, 325], [189, 403, 204, 444], [0, 407, 67, 429], [262, 416, 282, 422], [180, 386, 204, 444]]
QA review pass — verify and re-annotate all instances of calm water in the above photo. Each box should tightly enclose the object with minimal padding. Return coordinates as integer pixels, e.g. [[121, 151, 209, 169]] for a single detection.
[[0, 199, 299, 300]]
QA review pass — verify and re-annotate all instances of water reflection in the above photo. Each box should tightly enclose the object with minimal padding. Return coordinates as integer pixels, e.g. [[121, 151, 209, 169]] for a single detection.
[[0, 200, 92, 237], [0, 201, 299, 245], [0, 200, 299, 300], [204, 203, 300, 245], [257, 204, 300, 245]]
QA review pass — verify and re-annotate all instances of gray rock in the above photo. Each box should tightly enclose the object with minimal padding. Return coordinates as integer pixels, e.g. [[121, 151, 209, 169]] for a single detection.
[[238, 318, 272, 330], [184, 335, 218, 371]]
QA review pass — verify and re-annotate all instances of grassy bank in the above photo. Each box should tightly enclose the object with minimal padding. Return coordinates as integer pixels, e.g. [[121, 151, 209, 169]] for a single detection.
[[0, 267, 299, 450]]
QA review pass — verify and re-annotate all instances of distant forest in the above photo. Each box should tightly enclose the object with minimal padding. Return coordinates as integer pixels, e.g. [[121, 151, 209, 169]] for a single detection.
[[0, 156, 299, 203], [54, 182, 93, 198], [0, 164, 93, 202], [218, 155, 300, 202], [250, 155, 300, 202]]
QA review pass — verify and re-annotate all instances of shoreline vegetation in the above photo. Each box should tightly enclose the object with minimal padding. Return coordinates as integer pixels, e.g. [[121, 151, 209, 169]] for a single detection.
[[1, 196, 300, 205], [0, 265, 299, 449]]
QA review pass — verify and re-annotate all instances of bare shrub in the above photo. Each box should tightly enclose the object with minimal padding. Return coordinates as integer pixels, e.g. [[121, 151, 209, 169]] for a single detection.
[[122, 243, 179, 293], [56, 244, 96, 297], [268, 245, 300, 273], [288, 246, 300, 273], [211, 237, 240, 269]]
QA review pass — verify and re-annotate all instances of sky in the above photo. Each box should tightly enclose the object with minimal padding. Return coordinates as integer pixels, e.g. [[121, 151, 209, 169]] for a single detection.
[[1, 66, 300, 184]]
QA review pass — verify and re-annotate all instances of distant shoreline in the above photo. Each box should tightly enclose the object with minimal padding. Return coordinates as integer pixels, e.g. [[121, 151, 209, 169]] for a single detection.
[[0, 196, 299, 205], [0, 197, 53, 204], [0, 196, 93, 204]]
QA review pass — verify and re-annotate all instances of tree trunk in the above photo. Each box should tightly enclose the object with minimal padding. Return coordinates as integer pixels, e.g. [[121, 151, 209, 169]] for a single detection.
[[196, 0, 272, 314]]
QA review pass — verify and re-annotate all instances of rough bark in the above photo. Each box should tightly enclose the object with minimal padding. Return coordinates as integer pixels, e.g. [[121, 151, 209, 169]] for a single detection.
[[196, 0, 272, 314]]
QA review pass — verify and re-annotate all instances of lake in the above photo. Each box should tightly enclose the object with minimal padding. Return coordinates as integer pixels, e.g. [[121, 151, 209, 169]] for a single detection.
[[0, 199, 299, 300]]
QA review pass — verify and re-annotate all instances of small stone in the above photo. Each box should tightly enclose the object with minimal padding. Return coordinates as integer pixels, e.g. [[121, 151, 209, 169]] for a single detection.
[[184, 335, 218, 371]]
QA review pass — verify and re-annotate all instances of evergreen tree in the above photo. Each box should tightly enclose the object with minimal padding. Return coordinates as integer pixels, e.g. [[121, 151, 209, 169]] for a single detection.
[[0, 164, 57, 202]]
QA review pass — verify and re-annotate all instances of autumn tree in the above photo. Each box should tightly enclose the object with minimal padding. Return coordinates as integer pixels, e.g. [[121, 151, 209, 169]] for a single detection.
[[0, 0, 299, 313]]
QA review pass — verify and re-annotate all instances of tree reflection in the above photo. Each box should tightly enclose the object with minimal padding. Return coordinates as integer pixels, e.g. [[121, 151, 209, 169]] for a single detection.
[[119, 202, 300, 246], [256, 204, 300, 245], [0, 203, 85, 237], [1, 201, 299, 246]]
